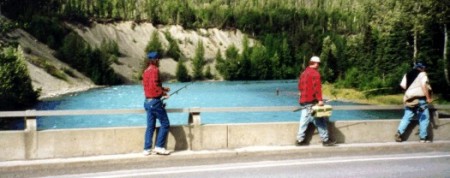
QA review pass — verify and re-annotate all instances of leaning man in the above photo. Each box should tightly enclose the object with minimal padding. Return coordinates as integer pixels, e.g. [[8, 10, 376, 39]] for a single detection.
[[395, 62, 432, 143], [142, 51, 171, 155], [296, 56, 335, 146]]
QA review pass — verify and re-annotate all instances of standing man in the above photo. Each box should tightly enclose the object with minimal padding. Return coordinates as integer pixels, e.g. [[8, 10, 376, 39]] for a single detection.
[[395, 62, 432, 143], [142, 51, 171, 155], [296, 56, 335, 146]]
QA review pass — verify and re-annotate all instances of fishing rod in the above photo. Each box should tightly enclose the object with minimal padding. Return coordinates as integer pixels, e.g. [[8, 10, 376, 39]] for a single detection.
[[292, 99, 334, 112], [162, 81, 195, 101]]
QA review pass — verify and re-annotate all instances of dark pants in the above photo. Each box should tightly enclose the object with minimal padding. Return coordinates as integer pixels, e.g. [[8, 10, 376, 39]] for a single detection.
[[143, 98, 170, 150]]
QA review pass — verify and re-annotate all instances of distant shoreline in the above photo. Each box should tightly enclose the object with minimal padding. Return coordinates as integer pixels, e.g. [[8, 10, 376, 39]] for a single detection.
[[38, 85, 103, 100], [37, 81, 404, 106]]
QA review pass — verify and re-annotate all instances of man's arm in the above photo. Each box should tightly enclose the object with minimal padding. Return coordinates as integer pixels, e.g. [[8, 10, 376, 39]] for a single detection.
[[400, 75, 407, 89], [314, 74, 324, 106], [150, 68, 164, 97], [421, 84, 432, 103], [420, 73, 432, 103]]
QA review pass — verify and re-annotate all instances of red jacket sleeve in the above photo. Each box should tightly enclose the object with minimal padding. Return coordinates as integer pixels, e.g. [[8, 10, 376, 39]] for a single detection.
[[312, 72, 323, 101]]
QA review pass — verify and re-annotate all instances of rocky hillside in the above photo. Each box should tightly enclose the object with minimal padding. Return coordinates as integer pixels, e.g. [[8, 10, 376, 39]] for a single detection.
[[9, 29, 96, 99], [71, 22, 253, 82], [9, 21, 253, 99]]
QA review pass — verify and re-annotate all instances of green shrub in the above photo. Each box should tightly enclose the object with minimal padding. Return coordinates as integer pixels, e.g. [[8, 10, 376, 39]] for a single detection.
[[164, 31, 182, 60], [28, 56, 68, 81], [192, 40, 205, 80], [145, 31, 164, 56], [62, 67, 77, 78], [0, 47, 39, 130], [100, 39, 121, 57], [176, 59, 191, 82], [58, 32, 121, 85], [26, 16, 68, 49]]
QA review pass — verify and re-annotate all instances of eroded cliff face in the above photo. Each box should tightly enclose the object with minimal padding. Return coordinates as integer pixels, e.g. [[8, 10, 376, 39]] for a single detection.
[[72, 22, 252, 82], [10, 29, 96, 99], [14, 21, 252, 99]]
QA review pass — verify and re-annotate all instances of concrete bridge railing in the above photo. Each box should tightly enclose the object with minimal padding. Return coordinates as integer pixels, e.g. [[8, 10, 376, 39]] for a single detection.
[[1, 105, 450, 161]]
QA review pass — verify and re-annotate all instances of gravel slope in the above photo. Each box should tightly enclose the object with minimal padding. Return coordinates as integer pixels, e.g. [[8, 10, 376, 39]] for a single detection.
[[12, 21, 253, 99]]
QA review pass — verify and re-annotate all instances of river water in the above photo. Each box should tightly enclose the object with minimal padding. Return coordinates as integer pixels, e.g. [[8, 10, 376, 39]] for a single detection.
[[35, 80, 403, 130]]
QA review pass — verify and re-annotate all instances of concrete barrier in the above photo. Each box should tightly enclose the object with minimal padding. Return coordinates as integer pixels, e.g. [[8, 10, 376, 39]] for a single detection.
[[1, 118, 449, 161], [0, 131, 25, 160], [1, 106, 450, 161]]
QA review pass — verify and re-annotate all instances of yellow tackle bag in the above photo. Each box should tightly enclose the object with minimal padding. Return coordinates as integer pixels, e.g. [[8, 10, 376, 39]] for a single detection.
[[311, 105, 333, 118]]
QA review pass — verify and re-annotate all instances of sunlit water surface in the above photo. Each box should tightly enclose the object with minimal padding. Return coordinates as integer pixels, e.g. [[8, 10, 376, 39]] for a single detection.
[[35, 80, 403, 130]]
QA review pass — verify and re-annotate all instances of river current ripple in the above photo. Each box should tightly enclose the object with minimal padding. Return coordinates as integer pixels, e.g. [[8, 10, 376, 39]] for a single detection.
[[35, 80, 403, 130]]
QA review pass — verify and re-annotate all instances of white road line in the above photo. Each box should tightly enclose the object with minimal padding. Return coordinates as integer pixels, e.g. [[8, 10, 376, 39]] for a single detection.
[[43, 154, 450, 178]]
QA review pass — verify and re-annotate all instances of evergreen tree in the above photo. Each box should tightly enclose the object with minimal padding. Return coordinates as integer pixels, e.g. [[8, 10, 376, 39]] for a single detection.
[[100, 39, 120, 57], [145, 31, 164, 56], [320, 36, 337, 82], [224, 44, 240, 80], [0, 47, 39, 110], [164, 31, 182, 60], [215, 49, 226, 79], [0, 47, 39, 130], [250, 44, 270, 79], [176, 59, 190, 82], [59, 32, 89, 70], [58, 32, 121, 85], [87, 48, 121, 85], [279, 37, 293, 78], [271, 53, 281, 79], [142, 31, 164, 80], [238, 36, 252, 79], [192, 40, 205, 80], [374, 21, 413, 90], [204, 66, 213, 79]]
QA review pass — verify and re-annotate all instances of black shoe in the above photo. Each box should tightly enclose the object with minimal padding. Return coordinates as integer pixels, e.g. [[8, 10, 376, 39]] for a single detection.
[[322, 139, 336, 146], [395, 131, 402, 142], [296, 139, 308, 146]]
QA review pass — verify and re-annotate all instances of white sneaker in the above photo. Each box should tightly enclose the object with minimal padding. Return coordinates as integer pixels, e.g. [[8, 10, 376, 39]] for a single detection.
[[419, 139, 432, 143], [153, 147, 170, 155], [143, 149, 152, 156]]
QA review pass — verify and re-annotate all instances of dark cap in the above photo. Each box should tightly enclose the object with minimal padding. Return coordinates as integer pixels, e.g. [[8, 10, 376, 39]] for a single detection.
[[147, 52, 159, 60], [413, 62, 426, 69]]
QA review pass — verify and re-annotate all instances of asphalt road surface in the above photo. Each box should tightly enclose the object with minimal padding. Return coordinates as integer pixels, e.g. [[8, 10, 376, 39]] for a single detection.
[[4, 151, 450, 178]]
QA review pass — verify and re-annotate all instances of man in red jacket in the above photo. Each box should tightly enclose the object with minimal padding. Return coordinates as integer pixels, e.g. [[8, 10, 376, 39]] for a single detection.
[[142, 51, 171, 155], [296, 56, 335, 146]]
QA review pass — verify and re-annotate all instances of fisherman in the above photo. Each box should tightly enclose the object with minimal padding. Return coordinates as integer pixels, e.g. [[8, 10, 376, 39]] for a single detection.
[[142, 51, 171, 155], [296, 56, 335, 146], [395, 62, 433, 143]]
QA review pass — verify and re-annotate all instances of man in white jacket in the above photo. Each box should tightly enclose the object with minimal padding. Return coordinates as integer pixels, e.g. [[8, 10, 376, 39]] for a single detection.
[[395, 62, 433, 143]]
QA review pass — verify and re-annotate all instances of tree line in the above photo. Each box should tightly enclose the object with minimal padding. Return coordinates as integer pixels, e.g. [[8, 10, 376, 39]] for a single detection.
[[1, 0, 449, 102]]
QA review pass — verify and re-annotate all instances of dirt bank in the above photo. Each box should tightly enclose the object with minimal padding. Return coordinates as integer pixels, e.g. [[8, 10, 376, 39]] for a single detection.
[[10, 29, 96, 99], [71, 22, 254, 83], [15, 21, 253, 99]]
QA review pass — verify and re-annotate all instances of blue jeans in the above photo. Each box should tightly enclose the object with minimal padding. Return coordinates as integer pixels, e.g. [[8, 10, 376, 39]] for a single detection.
[[397, 98, 430, 139], [297, 104, 329, 142], [144, 98, 170, 150]]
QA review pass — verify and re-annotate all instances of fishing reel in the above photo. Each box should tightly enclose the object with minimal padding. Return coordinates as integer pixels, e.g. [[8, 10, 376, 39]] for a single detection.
[[161, 91, 169, 108], [159, 82, 194, 108]]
